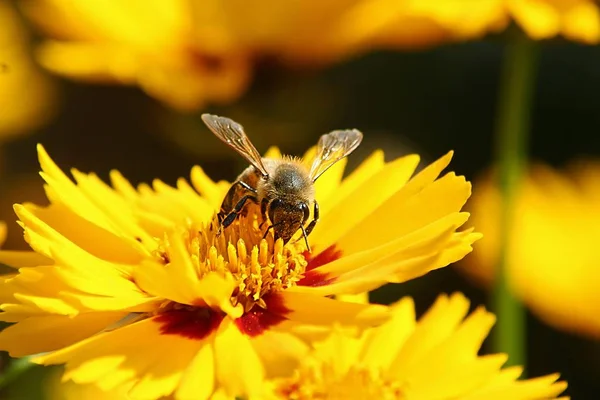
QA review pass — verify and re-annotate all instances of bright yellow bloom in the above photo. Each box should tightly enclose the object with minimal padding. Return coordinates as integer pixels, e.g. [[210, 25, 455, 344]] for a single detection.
[[465, 163, 600, 339], [0, 143, 478, 399], [266, 293, 567, 400], [507, 0, 600, 44], [0, 1, 57, 139]]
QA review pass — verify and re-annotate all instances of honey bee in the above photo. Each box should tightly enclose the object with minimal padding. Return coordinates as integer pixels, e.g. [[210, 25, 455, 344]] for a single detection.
[[201, 114, 363, 251]]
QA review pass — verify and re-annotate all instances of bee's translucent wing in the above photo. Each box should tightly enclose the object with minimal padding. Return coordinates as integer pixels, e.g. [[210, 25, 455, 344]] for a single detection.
[[201, 114, 269, 177], [309, 129, 363, 182]]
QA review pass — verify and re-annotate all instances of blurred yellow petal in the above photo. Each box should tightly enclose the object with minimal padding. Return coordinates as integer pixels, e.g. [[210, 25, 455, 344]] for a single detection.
[[508, 0, 600, 43], [27, 3, 252, 110], [0, 222, 6, 246], [0, 1, 57, 139]]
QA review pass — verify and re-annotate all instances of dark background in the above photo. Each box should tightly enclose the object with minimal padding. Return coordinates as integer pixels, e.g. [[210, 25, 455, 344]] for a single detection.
[[1, 35, 600, 398]]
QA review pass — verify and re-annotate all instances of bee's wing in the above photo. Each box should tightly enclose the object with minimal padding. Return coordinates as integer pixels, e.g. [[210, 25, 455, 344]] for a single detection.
[[309, 129, 363, 182], [201, 114, 269, 178]]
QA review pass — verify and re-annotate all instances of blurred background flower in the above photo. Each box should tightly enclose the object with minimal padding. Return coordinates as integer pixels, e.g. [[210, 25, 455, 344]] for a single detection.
[[464, 162, 600, 339], [508, 0, 600, 43], [19, 0, 253, 111], [18, 0, 513, 111], [17, 1, 600, 114], [0, 0, 57, 142]]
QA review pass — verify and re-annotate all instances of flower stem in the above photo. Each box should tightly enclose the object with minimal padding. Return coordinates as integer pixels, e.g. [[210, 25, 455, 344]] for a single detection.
[[492, 32, 539, 368], [0, 357, 34, 390]]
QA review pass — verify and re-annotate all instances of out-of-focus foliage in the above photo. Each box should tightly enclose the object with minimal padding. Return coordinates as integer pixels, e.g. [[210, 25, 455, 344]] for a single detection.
[[0, 1, 57, 140], [465, 163, 600, 339]]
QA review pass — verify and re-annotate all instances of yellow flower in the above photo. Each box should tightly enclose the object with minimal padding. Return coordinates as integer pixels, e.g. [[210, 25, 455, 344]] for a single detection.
[[0, 144, 478, 399], [267, 293, 567, 400], [464, 163, 600, 338], [0, 1, 57, 139], [507, 0, 600, 44]]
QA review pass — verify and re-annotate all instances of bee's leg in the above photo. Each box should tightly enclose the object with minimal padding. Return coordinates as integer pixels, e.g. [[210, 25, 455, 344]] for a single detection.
[[218, 181, 257, 223], [262, 222, 282, 239], [299, 224, 311, 253], [259, 198, 269, 229], [221, 195, 258, 229], [303, 200, 320, 237]]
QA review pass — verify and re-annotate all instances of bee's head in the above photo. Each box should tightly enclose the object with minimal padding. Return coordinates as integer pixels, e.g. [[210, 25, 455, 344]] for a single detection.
[[267, 198, 310, 243]]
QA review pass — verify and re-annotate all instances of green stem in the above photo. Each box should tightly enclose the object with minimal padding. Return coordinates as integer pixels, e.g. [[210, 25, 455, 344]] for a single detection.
[[492, 32, 539, 369], [0, 357, 34, 390]]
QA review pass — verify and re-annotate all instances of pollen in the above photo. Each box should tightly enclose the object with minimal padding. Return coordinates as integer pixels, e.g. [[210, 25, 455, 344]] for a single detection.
[[155, 210, 308, 312], [278, 361, 404, 400]]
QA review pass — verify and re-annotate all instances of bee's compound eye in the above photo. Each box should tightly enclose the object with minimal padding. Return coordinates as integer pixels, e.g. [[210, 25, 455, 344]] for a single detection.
[[300, 202, 310, 221], [268, 198, 284, 223], [270, 198, 284, 210]]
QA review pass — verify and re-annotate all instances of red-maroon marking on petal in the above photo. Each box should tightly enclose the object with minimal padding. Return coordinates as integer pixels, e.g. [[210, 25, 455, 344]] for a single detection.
[[156, 306, 224, 340], [297, 270, 336, 287], [304, 244, 343, 272], [235, 294, 291, 337]]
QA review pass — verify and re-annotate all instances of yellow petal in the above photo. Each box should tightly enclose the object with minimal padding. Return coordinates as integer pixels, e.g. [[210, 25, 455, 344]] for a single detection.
[[191, 165, 231, 212], [37, 145, 128, 236], [264, 146, 282, 159], [310, 153, 420, 251], [337, 169, 471, 254], [312, 158, 347, 206], [214, 318, 264, 398], [387, 293, 470, 378], [15, 202, 145, 265], [405, 354, 508, 399], [359, 297, 416, 371], [277, 291, 390, 327], [319, 150, 385, 215], [297, 213, 478, 296], [465, 373, 568, 400], [0, 250, 53, 268], [176, 343, 215, 400], [250, 330, 309, 378], [0, 312, 127, 357], [37, 316, 206, 398]]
